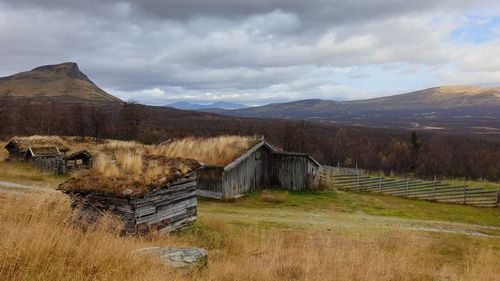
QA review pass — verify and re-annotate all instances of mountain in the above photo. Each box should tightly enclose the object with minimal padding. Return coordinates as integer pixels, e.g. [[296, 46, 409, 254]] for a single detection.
[[0, 62, 122, 103], [211, 86, 500, 135], [166, 101, 248, 110]]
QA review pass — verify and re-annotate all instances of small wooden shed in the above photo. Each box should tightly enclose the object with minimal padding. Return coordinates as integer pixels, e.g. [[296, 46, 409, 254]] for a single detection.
[[59, 158, 201, 235], [65, 150, 94, 172], [25, 146, 65, 174], [197, 141, 321, 199], [4, 138, 69, 160]]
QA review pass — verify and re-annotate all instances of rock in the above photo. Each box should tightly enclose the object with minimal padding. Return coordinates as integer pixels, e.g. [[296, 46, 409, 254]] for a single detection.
[[133, 247, 208, 271], [122, 188, 133, 196]]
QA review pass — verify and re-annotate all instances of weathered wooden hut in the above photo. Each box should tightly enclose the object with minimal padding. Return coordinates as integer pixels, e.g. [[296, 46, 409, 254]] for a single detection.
[[4, 137, 70, 174], [64, 150, 94, 172], [59, 156, 201, 235], [4, 138, 69, 160], [25, 146, 66, 174], [197, 141, 321, 199]]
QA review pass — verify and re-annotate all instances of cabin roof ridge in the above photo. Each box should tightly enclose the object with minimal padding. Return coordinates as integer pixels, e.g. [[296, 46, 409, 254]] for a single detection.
[[223, 140, 276, 172]]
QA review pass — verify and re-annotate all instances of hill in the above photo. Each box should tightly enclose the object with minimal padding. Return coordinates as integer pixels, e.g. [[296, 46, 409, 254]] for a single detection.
[[210, 86, 500, 135], [166, 101, 248, 110], [0, 62, 122, 103]]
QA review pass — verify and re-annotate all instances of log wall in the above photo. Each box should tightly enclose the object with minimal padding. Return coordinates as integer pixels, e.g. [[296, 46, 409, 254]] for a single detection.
[[67, 172, 198, 235]]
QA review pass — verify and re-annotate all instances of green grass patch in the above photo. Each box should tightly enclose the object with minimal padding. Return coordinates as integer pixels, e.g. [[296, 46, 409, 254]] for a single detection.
[[0, 160, 67, 187], [199, 189, 500, 227]]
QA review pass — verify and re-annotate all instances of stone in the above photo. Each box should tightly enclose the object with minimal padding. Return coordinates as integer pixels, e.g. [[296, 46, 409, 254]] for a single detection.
[[133, 247, 208, 271]]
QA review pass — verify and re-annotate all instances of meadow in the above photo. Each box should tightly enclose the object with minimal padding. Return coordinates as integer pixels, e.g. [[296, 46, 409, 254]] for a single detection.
[[0, 142, 499, 281]]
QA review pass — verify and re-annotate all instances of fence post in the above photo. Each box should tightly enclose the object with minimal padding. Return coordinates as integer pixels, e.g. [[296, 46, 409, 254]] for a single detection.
[[463, 187, 467, 204], [379, 177, 382, 192], [357, 173, 360, 190], [496, 190, 500, 207], [406, 178, 409, 197]]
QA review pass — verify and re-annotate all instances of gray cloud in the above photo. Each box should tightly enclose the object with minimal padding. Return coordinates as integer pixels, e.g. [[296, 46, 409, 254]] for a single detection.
[[0, 0, 498, 104]]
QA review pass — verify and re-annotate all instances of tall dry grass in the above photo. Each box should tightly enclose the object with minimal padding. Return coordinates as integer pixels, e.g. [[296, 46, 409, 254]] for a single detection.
[[151, 135, 259, 166], [1, 193, 498, 281]]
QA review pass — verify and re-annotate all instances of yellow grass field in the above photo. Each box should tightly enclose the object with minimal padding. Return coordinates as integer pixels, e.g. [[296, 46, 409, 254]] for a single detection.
[[0, 141, 499, 281], [1, 188, 499, 281]]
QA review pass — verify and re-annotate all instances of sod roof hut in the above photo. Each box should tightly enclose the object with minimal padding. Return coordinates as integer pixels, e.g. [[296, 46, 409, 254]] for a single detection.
[[4, 136, 69, 161], [59, 155, 201, 235], [196, 140, 322, 199], [64, 150, 94, 172]]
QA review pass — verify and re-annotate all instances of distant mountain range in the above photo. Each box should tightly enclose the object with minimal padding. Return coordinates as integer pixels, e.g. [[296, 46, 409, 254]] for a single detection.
[[1, 63, 498, 137], [205, 86, 500, 135], [166, 101, 248, 110], [0, 62, 122, 103]]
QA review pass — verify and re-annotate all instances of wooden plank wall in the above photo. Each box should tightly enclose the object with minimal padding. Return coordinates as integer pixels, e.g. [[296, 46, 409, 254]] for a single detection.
[[197, 167, 224, 199], [29, 156, 65, 174], [271, 154, 311, 191], [222, 147, 272, 198]]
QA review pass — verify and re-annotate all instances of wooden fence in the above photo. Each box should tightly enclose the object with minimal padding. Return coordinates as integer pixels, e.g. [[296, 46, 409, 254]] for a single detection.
[[322, 165, 367, 176], [320, 171, 500, 208]]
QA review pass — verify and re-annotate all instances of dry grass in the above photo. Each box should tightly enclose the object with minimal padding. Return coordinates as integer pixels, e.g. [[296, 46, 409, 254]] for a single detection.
[[151, 135, 260, 166], [9, 135, 69, 151], [60, 154, 200, 196], [0, 193, 498, 281]]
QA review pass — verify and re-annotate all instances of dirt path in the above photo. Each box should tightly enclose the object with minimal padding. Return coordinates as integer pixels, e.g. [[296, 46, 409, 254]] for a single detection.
[[200, 205, 500, 238], [0, 181, 57, 193]]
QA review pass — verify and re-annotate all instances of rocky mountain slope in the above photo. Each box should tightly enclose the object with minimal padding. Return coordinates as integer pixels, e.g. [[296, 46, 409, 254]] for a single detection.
[[0, 62, 122, 103]]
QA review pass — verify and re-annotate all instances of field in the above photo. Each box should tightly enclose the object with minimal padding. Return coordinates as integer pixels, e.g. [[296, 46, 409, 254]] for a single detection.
[[0, 154, 499, 281]]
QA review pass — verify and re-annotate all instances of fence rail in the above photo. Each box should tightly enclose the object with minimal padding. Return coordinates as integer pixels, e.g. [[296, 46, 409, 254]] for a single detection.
[[320, 171, 500, 208]]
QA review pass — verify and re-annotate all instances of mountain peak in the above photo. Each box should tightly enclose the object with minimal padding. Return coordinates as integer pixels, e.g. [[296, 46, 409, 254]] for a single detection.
[[0, 62, 121, 103], [31, 62, 91, 82]]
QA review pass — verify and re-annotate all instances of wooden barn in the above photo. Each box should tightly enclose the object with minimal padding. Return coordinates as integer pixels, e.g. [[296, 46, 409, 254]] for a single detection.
[[59, 156, 201, 235], [197, 140, 321, 199]]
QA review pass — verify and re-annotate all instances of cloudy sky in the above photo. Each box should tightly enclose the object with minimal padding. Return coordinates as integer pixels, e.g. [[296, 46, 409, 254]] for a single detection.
[[0, 0, 499, 105]]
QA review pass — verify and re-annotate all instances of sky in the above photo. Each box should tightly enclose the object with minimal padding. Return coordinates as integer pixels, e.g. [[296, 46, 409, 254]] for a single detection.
[[0, 0, 499, 106]]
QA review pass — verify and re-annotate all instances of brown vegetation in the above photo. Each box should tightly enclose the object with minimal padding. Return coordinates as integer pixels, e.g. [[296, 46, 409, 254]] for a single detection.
[[59, 153, 200, 197], [0, 101, 499, 181], [151, 135, 259, 166], [8, 135, 69, 151]]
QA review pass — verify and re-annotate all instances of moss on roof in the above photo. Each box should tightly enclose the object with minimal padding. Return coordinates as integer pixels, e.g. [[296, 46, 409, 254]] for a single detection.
[[8, 136, 69, 152], [58, 156, 200, 197]]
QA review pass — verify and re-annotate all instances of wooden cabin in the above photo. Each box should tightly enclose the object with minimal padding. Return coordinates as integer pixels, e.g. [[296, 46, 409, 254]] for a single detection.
[[65, 150, 94, 172], [197, 141, 321, 199], [4, 138, 69, 160], [4, 138, 70, 174], [59, 157, 201, 235]]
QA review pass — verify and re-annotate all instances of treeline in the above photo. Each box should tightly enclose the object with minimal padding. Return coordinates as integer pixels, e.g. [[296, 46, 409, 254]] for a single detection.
[[1, 99, 499, 181]]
